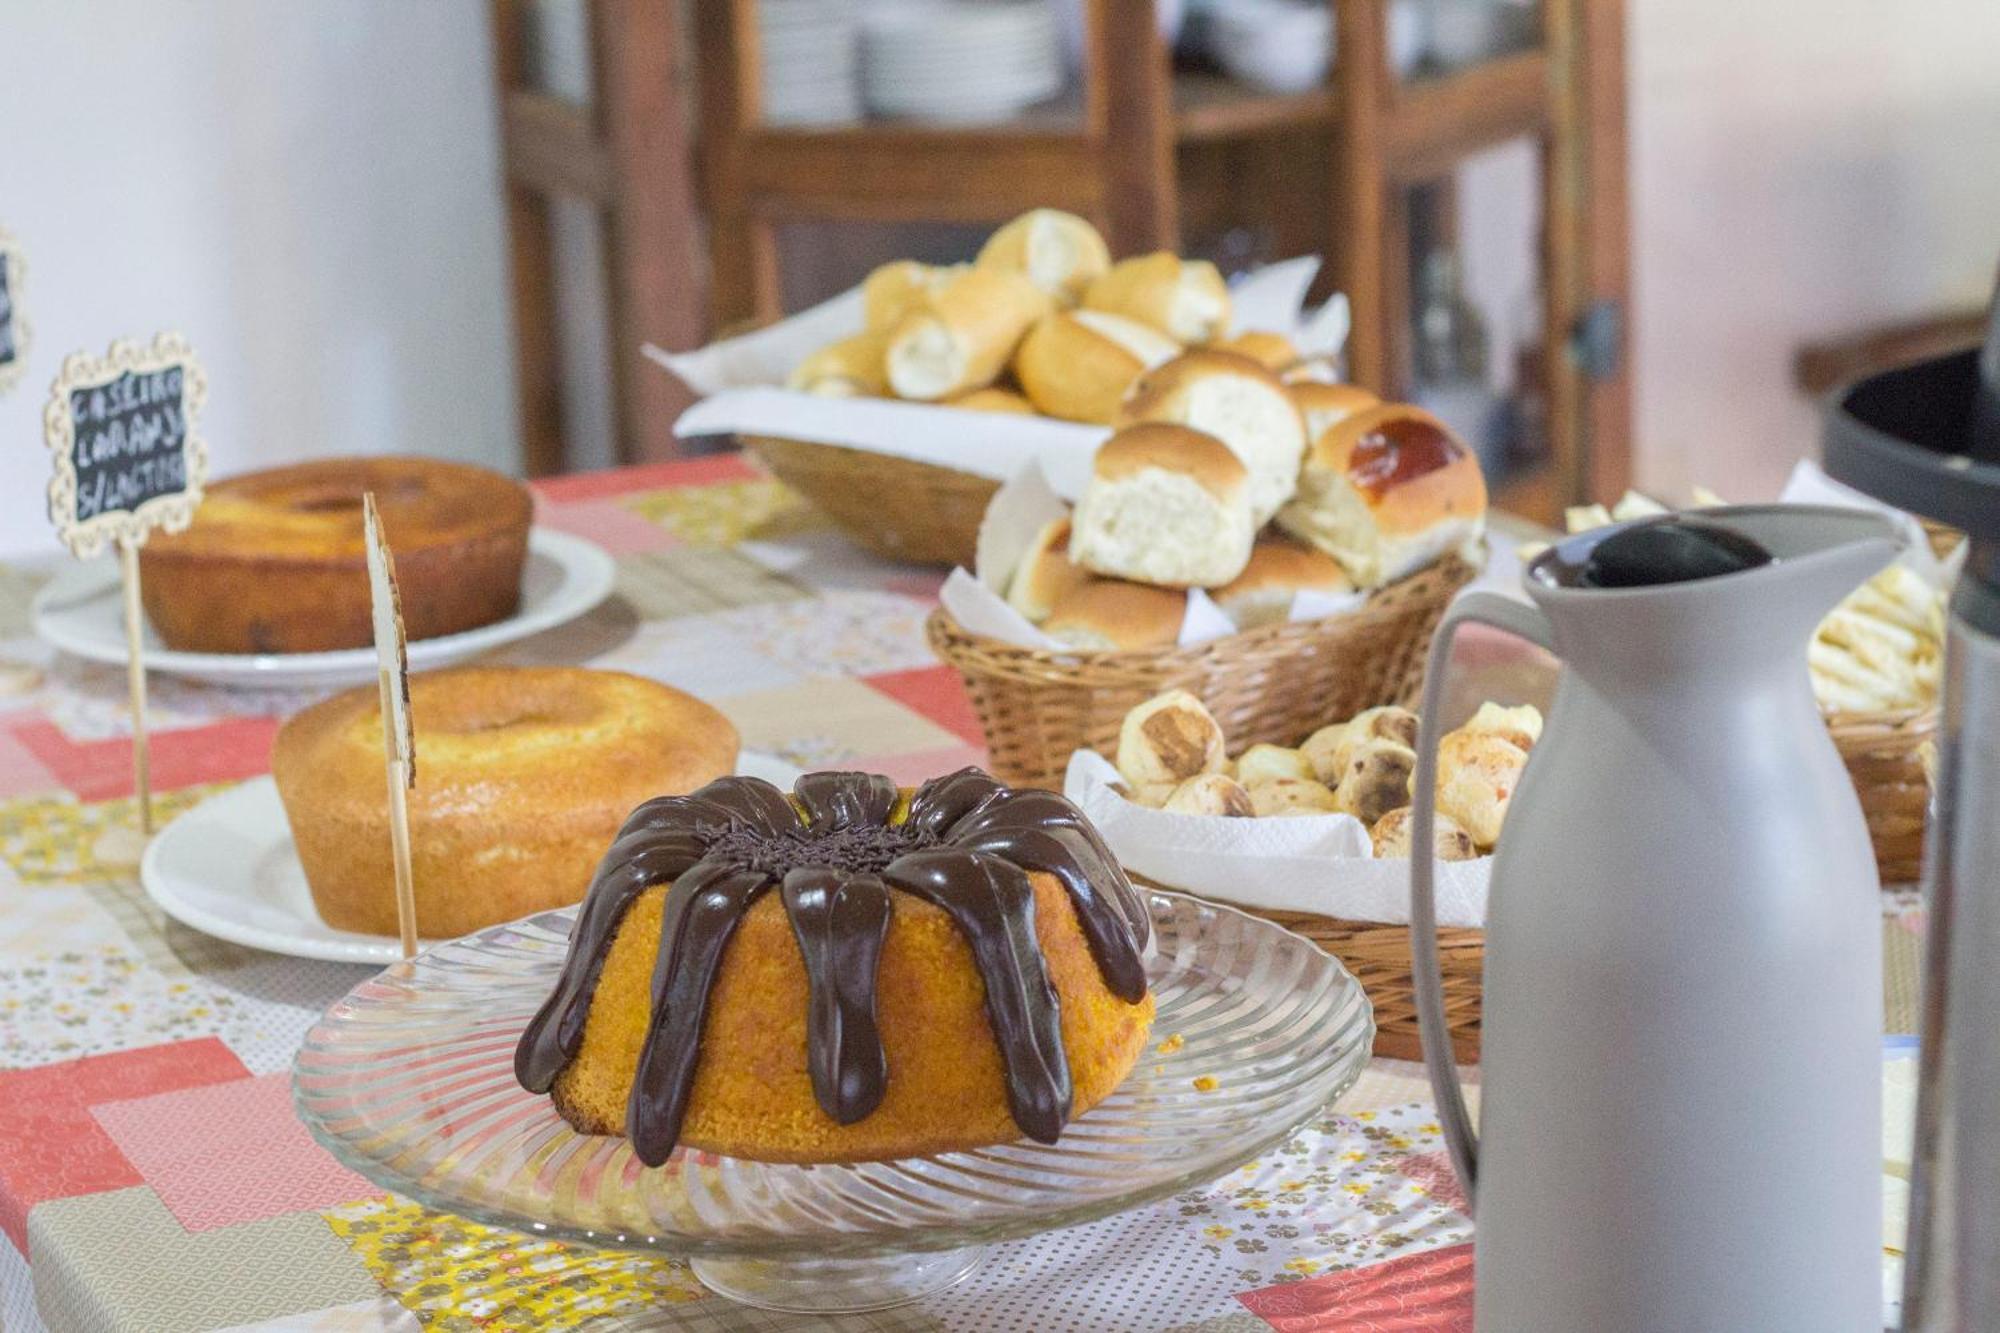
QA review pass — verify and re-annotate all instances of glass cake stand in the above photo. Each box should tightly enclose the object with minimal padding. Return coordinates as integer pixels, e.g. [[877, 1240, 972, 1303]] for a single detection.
[[293, 891, 1373, 1314]]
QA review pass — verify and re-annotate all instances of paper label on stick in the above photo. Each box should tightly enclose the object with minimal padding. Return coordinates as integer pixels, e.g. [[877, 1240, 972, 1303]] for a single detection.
[[43, 334, 207, 557], [363, 492, 415, 785], [0, 227, 28, 396]]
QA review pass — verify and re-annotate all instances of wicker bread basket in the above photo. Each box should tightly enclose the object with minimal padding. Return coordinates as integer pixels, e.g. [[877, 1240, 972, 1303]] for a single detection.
[[747, 435, 997, 567], [926, 553, 1478, 791]]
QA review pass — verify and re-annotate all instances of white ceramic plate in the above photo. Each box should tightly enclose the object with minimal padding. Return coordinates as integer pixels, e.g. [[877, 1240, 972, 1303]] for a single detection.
[[32, 528, 617, 690], [141, 753, 806, 966]]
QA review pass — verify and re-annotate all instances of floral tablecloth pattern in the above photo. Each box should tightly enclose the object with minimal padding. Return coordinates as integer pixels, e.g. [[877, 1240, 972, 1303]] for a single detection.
[[0, 456, 1918, 1332]]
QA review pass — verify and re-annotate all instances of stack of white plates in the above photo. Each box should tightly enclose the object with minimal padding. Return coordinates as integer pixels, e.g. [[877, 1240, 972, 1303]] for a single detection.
[[861, 1, 1064, 125], [761, 0, 863, 126]]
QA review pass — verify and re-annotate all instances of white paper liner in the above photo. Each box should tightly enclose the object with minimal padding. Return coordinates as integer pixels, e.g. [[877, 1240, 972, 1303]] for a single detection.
[[1065, 750, 1493, 927], [1778, 458, 1964, 587]]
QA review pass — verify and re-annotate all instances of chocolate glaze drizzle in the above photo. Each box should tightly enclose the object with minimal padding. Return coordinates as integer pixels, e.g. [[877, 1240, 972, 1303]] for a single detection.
[[514, 768, 1151, 1167]]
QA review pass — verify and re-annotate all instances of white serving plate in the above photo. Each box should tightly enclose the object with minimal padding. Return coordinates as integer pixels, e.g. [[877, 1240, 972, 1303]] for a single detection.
[[141, 752, 806, 966], [32, 528, 616, 689]]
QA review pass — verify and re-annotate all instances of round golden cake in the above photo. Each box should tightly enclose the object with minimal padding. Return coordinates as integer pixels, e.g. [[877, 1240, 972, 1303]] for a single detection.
[[272, 667, 738, 939], [516, 769, 1157, 1165], [139, 456, 532, 654]]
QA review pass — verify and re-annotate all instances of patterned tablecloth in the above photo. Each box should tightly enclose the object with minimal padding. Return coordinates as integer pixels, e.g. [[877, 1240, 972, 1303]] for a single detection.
[[0, 456, 1923, 1333]]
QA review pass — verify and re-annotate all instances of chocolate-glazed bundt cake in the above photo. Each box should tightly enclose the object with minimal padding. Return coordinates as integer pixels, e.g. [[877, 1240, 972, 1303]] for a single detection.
[[515, 768, 1155, 1165]]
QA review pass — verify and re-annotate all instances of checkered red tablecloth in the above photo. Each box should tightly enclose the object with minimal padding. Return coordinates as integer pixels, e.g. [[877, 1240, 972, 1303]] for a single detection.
[[0, 456, 1921, 1332]]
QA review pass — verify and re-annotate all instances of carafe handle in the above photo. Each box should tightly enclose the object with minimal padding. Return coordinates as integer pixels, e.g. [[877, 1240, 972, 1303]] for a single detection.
[[1410, 589, 1556, 1213]]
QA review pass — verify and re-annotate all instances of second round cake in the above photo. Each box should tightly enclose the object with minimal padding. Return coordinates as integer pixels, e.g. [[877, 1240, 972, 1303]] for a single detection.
[[272, 667, 738, 939]]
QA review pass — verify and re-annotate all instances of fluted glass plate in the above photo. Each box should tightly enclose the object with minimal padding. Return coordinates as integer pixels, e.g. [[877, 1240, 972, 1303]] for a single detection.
[[294, 890, 1372, 1260]]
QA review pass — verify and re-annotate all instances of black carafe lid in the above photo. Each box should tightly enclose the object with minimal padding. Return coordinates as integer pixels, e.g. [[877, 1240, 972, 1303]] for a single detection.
[[1823, 270, 2000, 630]]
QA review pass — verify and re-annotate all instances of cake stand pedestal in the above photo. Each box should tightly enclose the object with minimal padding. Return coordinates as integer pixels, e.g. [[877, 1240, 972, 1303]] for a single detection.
[[294, 892, 1372, 1315]]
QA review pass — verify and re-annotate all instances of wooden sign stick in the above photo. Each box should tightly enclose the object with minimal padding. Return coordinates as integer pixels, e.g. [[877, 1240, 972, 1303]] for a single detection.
[[363, 492, 419, 959], [117, 536, 153, 832]]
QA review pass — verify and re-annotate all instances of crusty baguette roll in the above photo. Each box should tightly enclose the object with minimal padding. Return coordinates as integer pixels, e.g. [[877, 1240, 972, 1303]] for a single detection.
[[1213, 538, 1353, 630], [1233, 743, 1314, 786], [1370, 806, 1479, 861], [1333, 738, 1416, 826], [976, 209, 1111, 307], [1276, 403, 1487, 588], [1215, 330, 1299, 373], [1070, 424, 1257, 589], [1083, 252, 1231, 344], [1007, 517, 1094, 623], [1459, 701, 1543, 752], [950, 386, 1037, 414], [1434, 729, 1527, 848], [787, 328, 892, 397], [1120, 351, 1308, 526], [1162, 772, 1255, 818], [886, 268, 1053, 401], [1116, 688, 1227, 786], [863, 260, 963, 331], [1014, 310, 1180, 423], [1289, 382, 1380, 444], [1247, 776, 1341, 817], [1043, 579, 1186, 652]]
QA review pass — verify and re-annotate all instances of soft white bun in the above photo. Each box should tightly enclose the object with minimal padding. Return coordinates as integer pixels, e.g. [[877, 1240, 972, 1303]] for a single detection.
[[1289, 382, 1380, 444], [1247, 776, 1341, 817], [1459, 701, 1543, 752], [1233, 743, 1314, 786], [1083, 252, 1231, 343], [1434, 729, 1528, 847], [1276, 403, 1487, 588], [1070, 424, 1257, 589], [787, 328, 892, 397], [1006, 517, 1094, 624], [1333, 738, 1417, 826], [1116, 688, 1227, 786], [886, 268, 1052, 401], [1013, 310, 1180, 424], [862, 261, 964, 331], [1162, 772, 1255, 818], [976, 209, 1111, 307], [1120, 350, 1307, 526], [1213, 538, 1353, 630], [1042, 579, 1186, 652], [1371, 806, 1479, 861]]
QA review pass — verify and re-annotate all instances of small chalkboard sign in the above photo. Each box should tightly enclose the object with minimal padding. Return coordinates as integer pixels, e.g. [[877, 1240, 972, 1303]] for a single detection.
[[44, 335, 207, 558], [0, 228, 25, 396]]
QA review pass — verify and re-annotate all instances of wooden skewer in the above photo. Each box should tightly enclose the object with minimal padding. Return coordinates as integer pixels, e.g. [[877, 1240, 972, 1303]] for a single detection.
[[117, 535, 153, 835]]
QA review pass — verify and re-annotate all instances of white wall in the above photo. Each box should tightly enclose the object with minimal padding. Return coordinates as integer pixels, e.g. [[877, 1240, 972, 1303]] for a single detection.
[[1628, 0, 2000, 501], [0, 0, 515, 558]]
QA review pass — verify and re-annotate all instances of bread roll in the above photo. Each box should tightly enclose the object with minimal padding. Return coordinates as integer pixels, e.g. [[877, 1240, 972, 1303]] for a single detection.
[[1276, 403, 1488, 588], [1123, 781, 1177, 809], [1213, 538, 1353, 630], [787, 328, 891, 397], [1162, 772, 1255, 818], [1215, 330, 1299, 372], [1116, 688, 1227, 786], [863, 261, 962, 330], [1460, 701, 1543, 752], [1069, 424, 1257, 589], [1327, 706, 1420, 781], [1283, 356, 1343, 385], [1333, 739, 1416, 826], [1083, 252, 1231, 343], [1233, 743, 1314, 786], [1121, 350, 1308, 526], [886, 268, 1053, 401], [1043, 580, 1186, 652], [1289, 382, 1380, 443], [1247, 777, 1341, 817], [1434, 729, 1527, 848], [1007, 517, 1094, 623], [1299, 722, 1349, 786], [1370, 807, 1479, 861], [976, 209, 1111, 306], [949, 386, 1037, 414], [1014, 310, 1180, 424]]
